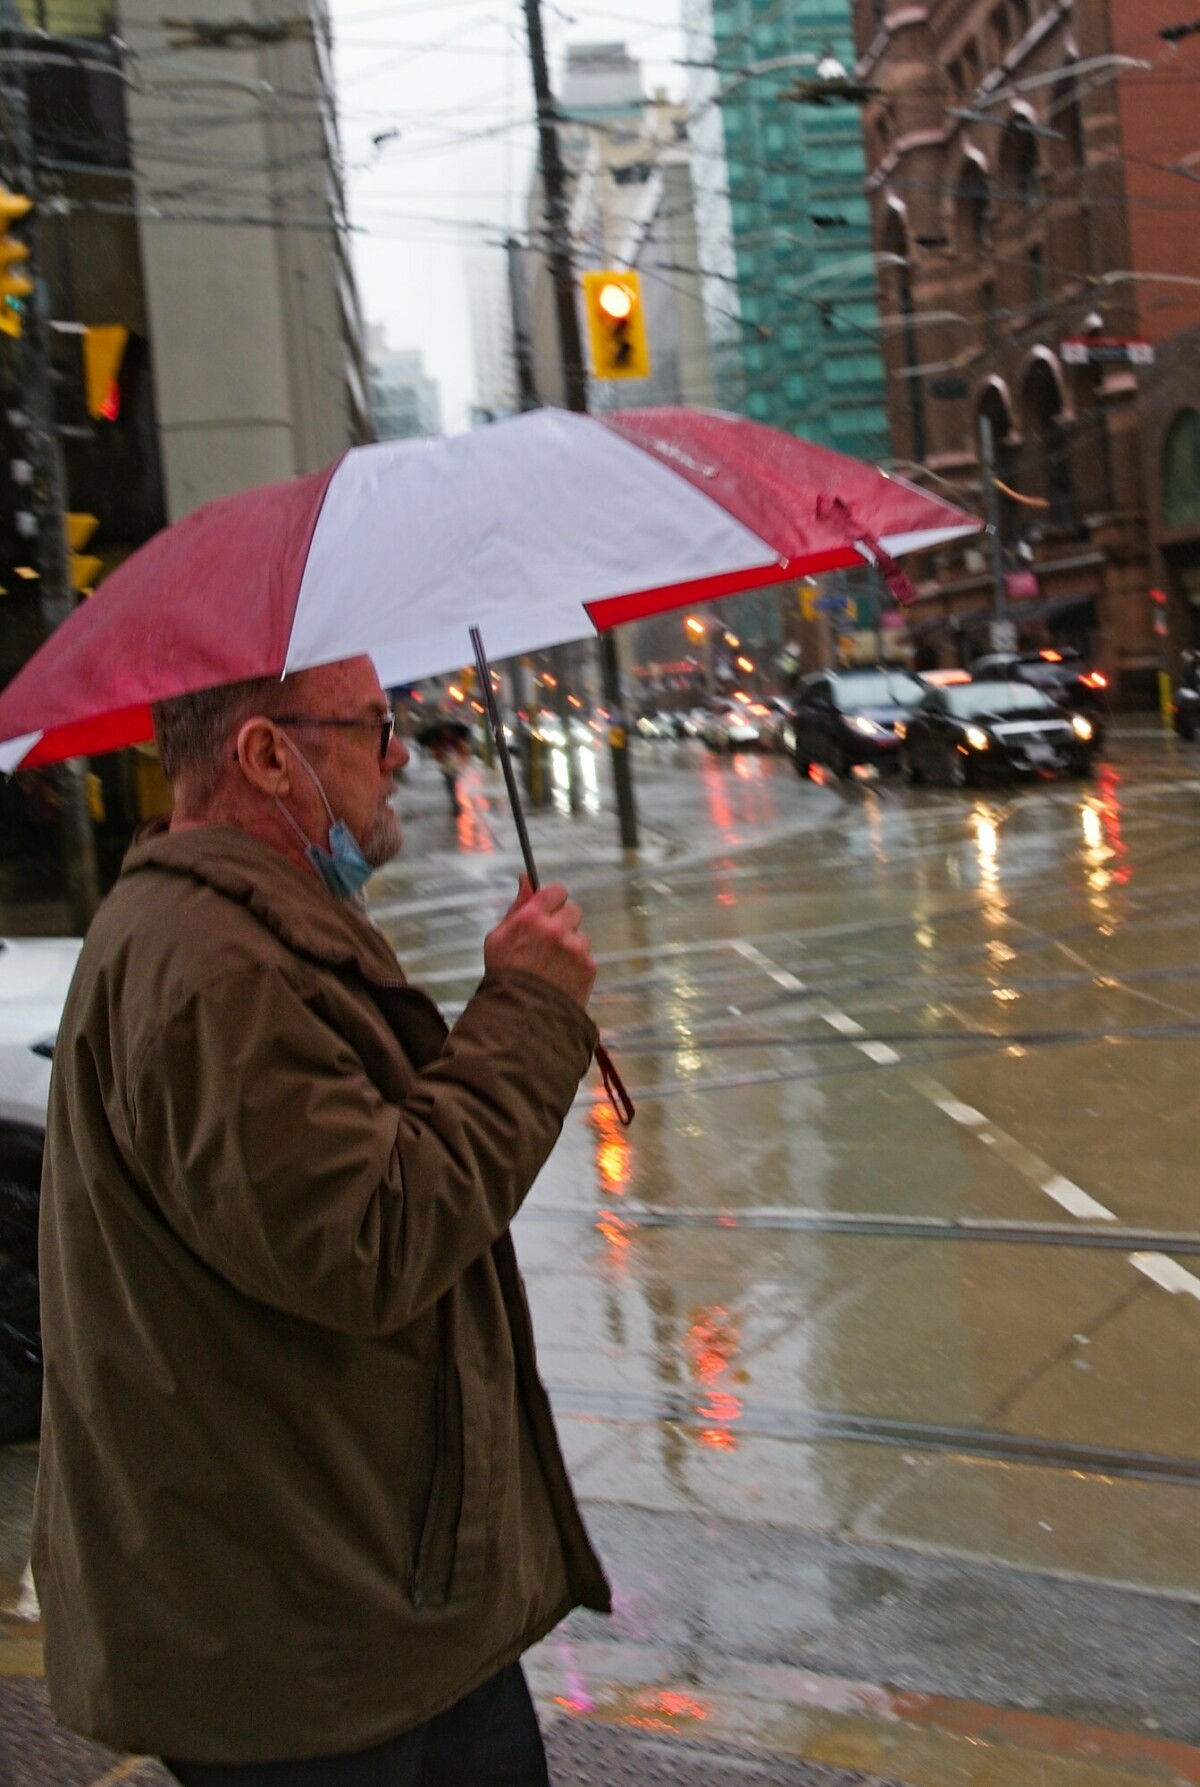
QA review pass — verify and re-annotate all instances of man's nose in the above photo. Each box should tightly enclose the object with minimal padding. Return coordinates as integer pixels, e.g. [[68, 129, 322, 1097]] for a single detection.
[[387, 734, 410, 772]]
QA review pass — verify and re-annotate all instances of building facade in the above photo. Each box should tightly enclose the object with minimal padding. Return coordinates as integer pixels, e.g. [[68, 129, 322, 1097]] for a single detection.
[[853, 0, 1200, 697], [366, 332, 443, 440], [682, 0, 890, 463], [0, 0, 372, 925]]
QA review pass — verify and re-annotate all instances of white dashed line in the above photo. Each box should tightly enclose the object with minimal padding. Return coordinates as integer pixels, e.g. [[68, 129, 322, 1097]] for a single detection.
[[1039, 1174, 1117, 1223], [932, 1097, 988, 1128], [1129, 1254, 1200, 1301]]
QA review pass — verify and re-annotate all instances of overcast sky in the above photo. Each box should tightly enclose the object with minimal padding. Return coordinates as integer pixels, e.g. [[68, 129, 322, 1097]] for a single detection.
[[329, 0, 688, 432]]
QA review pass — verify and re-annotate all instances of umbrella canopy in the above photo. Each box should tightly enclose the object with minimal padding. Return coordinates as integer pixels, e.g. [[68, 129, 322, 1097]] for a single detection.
[[0, 406, 978, 772]]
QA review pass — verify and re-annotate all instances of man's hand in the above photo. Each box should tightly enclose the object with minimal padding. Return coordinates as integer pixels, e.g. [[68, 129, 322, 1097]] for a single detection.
[[484, 876, 596, 1010]]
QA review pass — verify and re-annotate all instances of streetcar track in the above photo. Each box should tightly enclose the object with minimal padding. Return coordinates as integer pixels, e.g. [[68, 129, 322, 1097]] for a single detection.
[[546, 1384, 1200, 1489], [522, 1205, 1200, 1252]]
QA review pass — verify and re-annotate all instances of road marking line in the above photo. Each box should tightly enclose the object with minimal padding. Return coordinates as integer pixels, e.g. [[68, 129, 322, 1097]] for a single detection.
[[932, 1096, 987, 1128], [858, 1040, 901, 1065], [1040, 1174, 1116, 1222], [1129, 1253, 1200, 1301], [821, 1009, 864, 1037], [731, 938, 808, 994]]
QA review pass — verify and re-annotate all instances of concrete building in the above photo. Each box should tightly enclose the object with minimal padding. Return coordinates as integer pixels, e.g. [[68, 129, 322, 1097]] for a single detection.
[[466, 248, 517, 424], [682, 0, 890, 463], [852, 0, 1200, 698], [366, 332, 443, 440], [524, 43, 715, 414], [121, 0, 372, 518]]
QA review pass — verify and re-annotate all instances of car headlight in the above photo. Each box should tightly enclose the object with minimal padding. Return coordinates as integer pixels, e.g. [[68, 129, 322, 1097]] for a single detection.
[[965, 725, 990, 751], [1072, 714, 1094, 741], [893, 720, 907, 740], [849, 715, 881, 736]]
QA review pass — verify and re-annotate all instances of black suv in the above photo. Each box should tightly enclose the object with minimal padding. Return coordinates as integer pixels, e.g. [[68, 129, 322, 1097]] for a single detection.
[[970, 649, 1109, 739], [791, 667, 927, 777]]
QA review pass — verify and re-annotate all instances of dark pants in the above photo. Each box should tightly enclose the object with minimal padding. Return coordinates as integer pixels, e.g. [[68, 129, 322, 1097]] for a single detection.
[[163, 1663, 549, 1787]]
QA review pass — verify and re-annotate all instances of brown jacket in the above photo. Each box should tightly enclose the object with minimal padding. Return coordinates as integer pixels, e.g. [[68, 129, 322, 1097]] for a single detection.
[[32, 825, 609, 1764]]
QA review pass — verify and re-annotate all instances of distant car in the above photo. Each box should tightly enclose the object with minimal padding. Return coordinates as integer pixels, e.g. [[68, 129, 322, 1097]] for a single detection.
[[971, 648, 1109, 738], [791, 668, 926, 777], [0, 937, 83, 1444], [634, 711, 672, 741], [900, 679, 1098, 786], [703, 699, 761, 750]]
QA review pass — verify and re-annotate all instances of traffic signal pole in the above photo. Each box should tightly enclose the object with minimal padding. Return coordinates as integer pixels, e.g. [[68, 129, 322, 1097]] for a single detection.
[[0, 17, 99, 929], [521, 0, 638, 851]]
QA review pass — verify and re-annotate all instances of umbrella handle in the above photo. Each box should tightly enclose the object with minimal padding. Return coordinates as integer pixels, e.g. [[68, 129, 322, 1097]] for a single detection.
[[468, 626, 635, 1128]]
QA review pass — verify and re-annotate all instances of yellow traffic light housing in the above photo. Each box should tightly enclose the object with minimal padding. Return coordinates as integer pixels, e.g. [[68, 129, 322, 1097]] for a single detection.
[[582, 268, 651, 381], [82, 324, 129, 420], [65, 513, 102, 594], [0, 183, 33, 339]]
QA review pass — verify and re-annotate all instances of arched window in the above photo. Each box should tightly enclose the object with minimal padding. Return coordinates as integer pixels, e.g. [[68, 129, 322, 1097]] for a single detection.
[[978, 384, 1017, 540], [881, 207, 926, 463], [956, 157, 991, 254], [1164, 409, 1200, 533], [1021, 359, 1072, 528]]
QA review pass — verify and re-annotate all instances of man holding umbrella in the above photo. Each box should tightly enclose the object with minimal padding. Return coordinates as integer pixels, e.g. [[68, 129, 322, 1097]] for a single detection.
[[32, 652, 610, 1784]]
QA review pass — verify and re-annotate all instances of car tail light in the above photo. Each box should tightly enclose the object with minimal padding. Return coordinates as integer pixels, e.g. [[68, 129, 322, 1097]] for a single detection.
[[1040, 649, 1063, 661], [1080, 672, 1107, 689]]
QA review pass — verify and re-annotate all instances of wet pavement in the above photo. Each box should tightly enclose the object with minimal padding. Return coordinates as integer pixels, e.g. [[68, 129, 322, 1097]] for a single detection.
[[5, 722, 1200, 1784]]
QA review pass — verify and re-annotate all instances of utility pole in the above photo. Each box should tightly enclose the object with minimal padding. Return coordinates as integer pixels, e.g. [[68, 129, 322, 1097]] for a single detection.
[[521, 0, 638, 850], [0, 10, 100, 929], [978, 414, 1012, 653]]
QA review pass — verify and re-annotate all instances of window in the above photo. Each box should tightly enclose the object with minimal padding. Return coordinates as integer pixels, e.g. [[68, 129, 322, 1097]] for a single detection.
[[1028, 243, 1047, 308], [1164, 409, 1200, 532], [982, 279, 999, 347]]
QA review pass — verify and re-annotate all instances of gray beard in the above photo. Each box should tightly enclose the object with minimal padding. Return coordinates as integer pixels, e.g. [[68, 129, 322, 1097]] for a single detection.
[[361, 796, 402, 868]]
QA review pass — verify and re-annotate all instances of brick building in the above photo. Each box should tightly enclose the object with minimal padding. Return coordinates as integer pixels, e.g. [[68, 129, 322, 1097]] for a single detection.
[[851, 0, 1200, 699]]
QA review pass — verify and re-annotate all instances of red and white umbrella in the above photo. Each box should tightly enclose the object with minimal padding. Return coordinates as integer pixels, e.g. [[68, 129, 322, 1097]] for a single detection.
[[0, 406, 977, 772]]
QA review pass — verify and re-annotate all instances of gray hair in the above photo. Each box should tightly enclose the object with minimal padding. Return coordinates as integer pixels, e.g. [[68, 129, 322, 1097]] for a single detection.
[[152, 674, 299, 792]]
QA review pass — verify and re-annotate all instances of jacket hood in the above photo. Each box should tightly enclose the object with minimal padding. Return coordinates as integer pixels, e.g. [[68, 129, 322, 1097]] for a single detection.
[[120, 820, 406, 986]]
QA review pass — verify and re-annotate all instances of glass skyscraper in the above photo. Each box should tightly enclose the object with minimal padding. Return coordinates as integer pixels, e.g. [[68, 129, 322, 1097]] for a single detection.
[[683, 0, 889, 465]]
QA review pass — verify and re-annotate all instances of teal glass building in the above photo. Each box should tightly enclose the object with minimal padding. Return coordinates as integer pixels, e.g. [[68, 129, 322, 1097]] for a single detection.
[[683, 0, 890, 466]]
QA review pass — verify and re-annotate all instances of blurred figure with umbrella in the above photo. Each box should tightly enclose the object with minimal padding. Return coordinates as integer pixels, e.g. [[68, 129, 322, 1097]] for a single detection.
[[416, 714, 471, 816]]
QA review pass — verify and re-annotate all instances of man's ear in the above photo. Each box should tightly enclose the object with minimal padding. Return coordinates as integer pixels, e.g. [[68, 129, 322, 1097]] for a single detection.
[[235, 717, 289, 797]]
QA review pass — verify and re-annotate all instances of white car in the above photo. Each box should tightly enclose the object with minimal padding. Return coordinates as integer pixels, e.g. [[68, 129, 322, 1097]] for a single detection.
[[0, 937, 82, 1443], [703, 702, 761, 750]]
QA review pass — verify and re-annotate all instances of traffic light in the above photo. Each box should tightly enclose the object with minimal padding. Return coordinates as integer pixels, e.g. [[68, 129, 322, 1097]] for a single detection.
[[581, 269, 651, 381], [65, 512, 101, 594], [82, 325, 129, 421], [0, 182, 34, 341]]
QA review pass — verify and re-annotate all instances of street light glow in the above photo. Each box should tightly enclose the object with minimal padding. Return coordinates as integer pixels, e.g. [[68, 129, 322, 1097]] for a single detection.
[[737, 655, 754, 673], [685, 616, 705, 638]]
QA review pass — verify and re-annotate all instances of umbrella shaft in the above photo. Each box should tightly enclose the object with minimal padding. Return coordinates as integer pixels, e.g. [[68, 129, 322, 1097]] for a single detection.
[[469, 626, 540, 890]]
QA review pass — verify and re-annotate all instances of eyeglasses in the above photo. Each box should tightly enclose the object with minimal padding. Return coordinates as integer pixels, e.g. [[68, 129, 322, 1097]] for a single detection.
[[274, 711, 396, 762]]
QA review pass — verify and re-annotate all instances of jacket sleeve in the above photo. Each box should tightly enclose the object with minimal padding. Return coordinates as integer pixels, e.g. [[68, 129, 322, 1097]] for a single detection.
[[128, 964, 596, 1334]]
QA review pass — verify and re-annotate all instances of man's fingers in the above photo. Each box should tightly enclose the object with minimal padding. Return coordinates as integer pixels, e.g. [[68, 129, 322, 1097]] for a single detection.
[[505, 872, 536, 916]]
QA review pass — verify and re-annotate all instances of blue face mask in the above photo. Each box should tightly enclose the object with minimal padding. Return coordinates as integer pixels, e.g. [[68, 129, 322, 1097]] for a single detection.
[[276, 740, 376, 902]]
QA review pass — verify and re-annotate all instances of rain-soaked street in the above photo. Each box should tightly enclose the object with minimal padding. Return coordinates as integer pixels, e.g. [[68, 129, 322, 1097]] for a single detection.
[[5, 723, 1200, 1785]]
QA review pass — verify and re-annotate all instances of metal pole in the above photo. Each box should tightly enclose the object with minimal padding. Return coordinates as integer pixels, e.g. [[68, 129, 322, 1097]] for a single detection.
[[979, 414, 1008, 639], [0, 25, 99, 930], [521, 0, 638, 849], [470, 627, 539, 888]]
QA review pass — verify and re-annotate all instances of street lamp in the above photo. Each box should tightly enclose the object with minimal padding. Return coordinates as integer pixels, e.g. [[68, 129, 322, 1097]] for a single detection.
[[685, 615, 705, 639]]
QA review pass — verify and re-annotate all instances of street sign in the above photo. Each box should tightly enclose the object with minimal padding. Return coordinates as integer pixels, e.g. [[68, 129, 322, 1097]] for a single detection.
[[1005, 570, 1038, 600], [1061, 338, 1155, 366], [989, 619, 1019, 652]]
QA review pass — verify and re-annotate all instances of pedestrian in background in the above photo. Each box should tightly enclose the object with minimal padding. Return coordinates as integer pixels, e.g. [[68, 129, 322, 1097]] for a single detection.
[[32, 652, 609, 1785]]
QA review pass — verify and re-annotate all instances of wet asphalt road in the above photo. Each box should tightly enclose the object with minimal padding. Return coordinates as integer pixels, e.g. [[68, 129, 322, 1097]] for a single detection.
[[4, 724, 1200, 1775]]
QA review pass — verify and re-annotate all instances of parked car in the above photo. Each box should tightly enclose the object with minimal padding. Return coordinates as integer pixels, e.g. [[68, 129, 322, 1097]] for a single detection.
[[1173, 652, 1200, 739], [900, 679, 1098, 786], [791, 668, 926, 777], [0, 937, 83, 1443], [971, 648, 1109, 739]]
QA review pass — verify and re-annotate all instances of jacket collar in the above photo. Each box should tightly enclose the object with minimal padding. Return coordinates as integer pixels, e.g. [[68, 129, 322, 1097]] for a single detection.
[[121, 820, 407, 986]]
